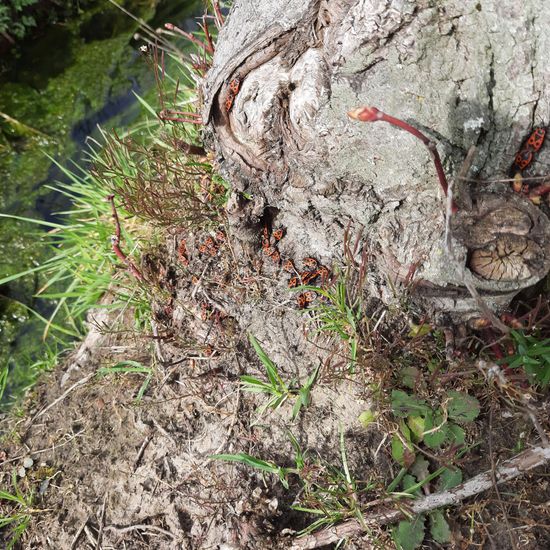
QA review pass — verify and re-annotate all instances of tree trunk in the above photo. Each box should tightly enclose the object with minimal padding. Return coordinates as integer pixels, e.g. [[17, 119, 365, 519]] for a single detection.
[[202, 0, 550, 323]]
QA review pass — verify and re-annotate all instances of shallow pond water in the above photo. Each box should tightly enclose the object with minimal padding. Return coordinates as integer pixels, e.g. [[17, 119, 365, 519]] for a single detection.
[[0, 0, 200, 405]]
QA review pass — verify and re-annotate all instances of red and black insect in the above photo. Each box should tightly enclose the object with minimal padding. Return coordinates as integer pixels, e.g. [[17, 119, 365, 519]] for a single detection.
[[527, 128, 546, 151], [270, 250, 281, 263], [512, 127, 547, 173], [296, 293, 308, 309], [225, 95, 235, 113], [302, 256, 319, 269], [288, 276, 300, 288], [177, 239, 189, 266], [199, 236, 219, 256], [300, 271, 319, 285], [224, 78, 242, 113], [302, 257, 319, 269], [514, 149, 533, 171], [229, 77, 241, 95], [283, 259, 295, 273], [272, 228, 284, 241], [316, 265, 330, 280]]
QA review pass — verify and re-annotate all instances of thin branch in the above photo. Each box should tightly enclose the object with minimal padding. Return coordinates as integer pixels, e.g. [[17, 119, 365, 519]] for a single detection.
[[105, 523, 175, 539], [212, 0, 225, 29], [164, 23, 214, 55], [348, 106, 457, 212]]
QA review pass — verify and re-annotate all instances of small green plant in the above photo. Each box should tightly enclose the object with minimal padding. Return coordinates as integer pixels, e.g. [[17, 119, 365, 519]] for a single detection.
[[0, 471, 34, 549], [292, 428, 377, 535], [91, 128, 227, 230], [387, 389, 479, 549], [212, 430, 377, 535], [211, 452, 295, 489], [0, 0, 38, 42], [96, 360, 153, 402], [390, 389, 479, 465], [0, 157, 151, 339], [301, 277, 363, 368], [388, 456, 460, 550], [242, 334, 320, 420], [0, 344, 60, 411], [503, 330, 550, 386], [297, 228, 369, 371]]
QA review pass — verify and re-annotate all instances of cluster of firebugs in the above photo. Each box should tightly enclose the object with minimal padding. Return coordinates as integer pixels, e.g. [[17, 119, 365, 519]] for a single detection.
[[177, 226, 330, 310]]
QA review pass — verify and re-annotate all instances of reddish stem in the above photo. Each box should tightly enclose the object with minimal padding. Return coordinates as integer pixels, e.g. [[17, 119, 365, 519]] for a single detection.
[[107, 195, 145, 283], [213, 1, 225, 29], [164, 23, 214, 55], [158, 109, 203, 125], [200, 15, 215, 56], [348, 106, 457, 213]]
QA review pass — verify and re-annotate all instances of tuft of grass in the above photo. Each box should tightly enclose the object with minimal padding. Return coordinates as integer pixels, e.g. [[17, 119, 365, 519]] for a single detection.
[[0, 471, 34, 549], [0, 158, 151, 339], [297, 229, 371, 371], [0, 344, 60, 411], [91, 128, 228, 230], [242, 334, 320, 420], [211, 430, 378, 535], [300, 277, 363, 369], [96, 360, 153, 402]]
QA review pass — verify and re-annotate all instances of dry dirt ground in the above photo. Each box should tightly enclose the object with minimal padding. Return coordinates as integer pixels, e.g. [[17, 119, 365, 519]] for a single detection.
[[1, 221, 550, 549]]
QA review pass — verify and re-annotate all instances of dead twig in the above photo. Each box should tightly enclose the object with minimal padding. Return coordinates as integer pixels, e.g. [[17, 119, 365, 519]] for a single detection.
[[488, 407, 518, 550], [104, 523, 175, 539], [70, 517, 89, 550], [291, 445, 550, 549]]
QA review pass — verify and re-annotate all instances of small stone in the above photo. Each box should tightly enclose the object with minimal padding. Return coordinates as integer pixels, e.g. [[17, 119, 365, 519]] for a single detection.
[[23, 457, 34, 469], [39, 479, 50, 497], [235, 499, 245, 515], [267, 497, 278, 512], [17, 466, 26, 478]]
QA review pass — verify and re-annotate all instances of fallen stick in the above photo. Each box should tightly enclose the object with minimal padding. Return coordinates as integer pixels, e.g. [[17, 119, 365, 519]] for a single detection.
[[291, 445, 550, 549]]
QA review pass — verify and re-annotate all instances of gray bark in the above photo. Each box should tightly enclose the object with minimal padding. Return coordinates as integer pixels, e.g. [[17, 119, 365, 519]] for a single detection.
[[202, 0, 550, 322]]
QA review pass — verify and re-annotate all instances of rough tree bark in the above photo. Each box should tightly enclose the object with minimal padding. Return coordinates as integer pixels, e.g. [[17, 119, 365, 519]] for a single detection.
[[202, 0, 550, 323]]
